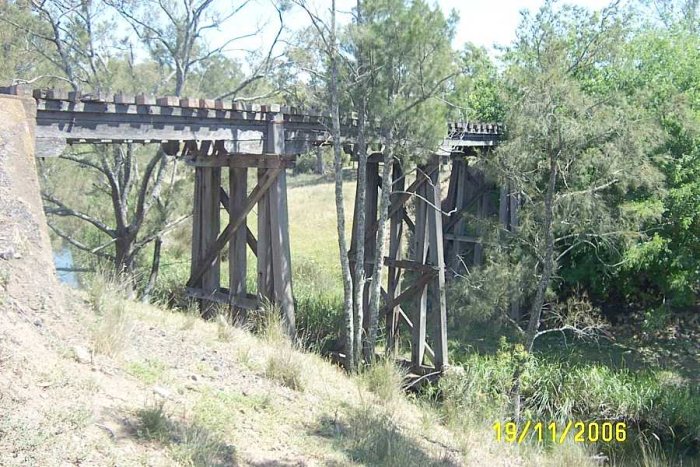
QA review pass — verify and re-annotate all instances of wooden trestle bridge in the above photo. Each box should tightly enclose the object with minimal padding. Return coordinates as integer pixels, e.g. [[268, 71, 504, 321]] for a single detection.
[[0, 85, 509, 373]]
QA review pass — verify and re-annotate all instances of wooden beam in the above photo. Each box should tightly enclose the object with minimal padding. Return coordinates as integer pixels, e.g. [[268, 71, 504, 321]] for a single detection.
[[381, 288, 436, 362], [444, 234, 482, 243], [366, 167, 434, 238], [187, 168, 280, 287], [411, 178, 430, 368], [218, 187, 258, 255], [384, 270, 436, 315], [185, 153, 296, 168], [257, 168, 274, 300], [269, 170, 295, 335], [185, 287, 259, 310], [383, 257, 438, 273], [190, 164, 221, 318], [229, 167, 248, 306], [386, 163, 405, 353], [402, 210, 415, 233], [425, 159, 448, 369]]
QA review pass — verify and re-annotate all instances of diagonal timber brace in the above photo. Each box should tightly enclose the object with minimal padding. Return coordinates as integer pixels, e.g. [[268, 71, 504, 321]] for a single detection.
[[187, 168, 280, 288]]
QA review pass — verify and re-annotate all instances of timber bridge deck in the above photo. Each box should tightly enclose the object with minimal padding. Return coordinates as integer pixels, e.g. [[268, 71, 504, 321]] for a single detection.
[[1, 85, 505, 373]]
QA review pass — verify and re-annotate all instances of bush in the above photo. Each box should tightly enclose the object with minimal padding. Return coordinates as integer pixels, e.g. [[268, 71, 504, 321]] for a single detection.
[[136, 402, 236, 466], [438, 344, 700, 460]]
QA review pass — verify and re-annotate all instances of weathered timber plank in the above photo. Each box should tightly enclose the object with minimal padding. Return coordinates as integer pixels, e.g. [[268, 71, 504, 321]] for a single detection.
[[386, 162, 405, 352], [383, 257, 438, 273], [200, 166, 221, 318], [185, 153, 296, 169], [268, 170, 295, 336], [411, 175, 429, 368], [385, 270, 435, 317], [257, 169, 274, 300], [219, 187, 258, 255], [380, 288, 436, 361], [425, 159, 448, 369], [229, 167, 248, 306]]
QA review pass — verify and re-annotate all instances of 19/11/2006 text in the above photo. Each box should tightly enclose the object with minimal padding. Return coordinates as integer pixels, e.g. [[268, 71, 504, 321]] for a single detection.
[[493, 421, 627, 444]]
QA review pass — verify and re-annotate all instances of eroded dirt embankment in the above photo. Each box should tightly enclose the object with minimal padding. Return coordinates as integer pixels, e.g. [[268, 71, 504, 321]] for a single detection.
[[0, 94, 61, 311]]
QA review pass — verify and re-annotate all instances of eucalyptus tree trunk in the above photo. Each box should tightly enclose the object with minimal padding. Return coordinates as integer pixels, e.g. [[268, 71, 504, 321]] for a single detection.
[[329, 0, 356, 372], [364, 128, 394, 362], [352, 0, 368, 368], [353, 104, 367, 367], [525, 153, 558, 352]]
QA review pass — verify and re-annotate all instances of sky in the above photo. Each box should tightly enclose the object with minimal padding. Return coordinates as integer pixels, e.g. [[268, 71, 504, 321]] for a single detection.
[[214, 0, 618, 59], [437, 0, 614, 50]]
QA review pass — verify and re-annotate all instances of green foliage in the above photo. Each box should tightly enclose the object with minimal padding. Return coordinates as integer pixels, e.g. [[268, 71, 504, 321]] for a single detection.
[[440, 350, 700, 460], [127, 359, 168, 385], [324, 403, 450, 467], [450, 44, 505, 122], [351, 0, 457, 161], [557, 14, 700, 312]]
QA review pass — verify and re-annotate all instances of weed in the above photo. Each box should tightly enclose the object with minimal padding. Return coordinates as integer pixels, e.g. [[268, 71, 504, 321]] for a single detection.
[[136, 402, 170, 441], [339, 403, 448, 467], [127, 359, 167, 385], [87, 271, 133, 357], [179, 301, 200, 330], [91, 298, 131, 356], [215, 313, 233, 342], [249, 300, 289, 345]]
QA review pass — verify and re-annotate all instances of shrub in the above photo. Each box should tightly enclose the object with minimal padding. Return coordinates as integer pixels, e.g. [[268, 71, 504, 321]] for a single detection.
[[436, 350, 700, 461]]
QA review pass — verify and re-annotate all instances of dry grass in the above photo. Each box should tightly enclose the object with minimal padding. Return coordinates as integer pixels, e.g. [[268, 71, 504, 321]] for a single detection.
[[360, 357, 407, 405], [265, 351, 305, 391], [87, 272, 133, 357], [136, 401, 236, 466], [215, 313, 234, 342]]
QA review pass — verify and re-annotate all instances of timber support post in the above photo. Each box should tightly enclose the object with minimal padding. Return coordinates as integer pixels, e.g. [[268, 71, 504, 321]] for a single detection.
[[190, 141, 221, 319]]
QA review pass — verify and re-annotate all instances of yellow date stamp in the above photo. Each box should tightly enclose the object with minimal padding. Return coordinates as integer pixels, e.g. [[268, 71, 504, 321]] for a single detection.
[[493, 421, 627, 444]]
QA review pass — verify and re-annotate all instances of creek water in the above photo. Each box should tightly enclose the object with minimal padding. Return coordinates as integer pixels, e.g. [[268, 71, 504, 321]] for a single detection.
[[53, 248, 79, 287]]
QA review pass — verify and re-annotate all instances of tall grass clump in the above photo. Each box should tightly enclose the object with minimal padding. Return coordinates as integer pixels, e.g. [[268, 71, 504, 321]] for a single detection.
[[136, 401, 236, 466], [87, 270, 133, 357], [337, 403, 448, 467], [292, 256, 344, 352], [249, 301, 306, 391], [360, 358, 407, 404]]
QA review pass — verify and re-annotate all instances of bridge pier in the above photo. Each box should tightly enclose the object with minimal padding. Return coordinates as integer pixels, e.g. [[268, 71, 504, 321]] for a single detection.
[[185, 113, 296, 336], [351, 154, 448, 372]]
